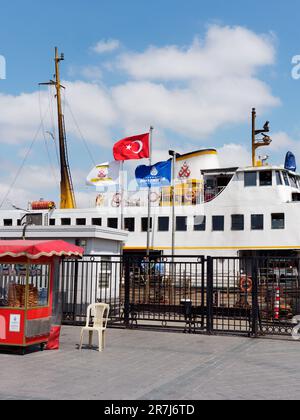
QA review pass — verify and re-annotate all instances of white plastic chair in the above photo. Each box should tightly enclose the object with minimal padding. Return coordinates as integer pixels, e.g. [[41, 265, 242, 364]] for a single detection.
[[79, 303, 110, 352]]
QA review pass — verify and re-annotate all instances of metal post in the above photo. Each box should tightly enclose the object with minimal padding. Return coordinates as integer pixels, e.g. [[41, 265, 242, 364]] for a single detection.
[[73, 260, 79, 323], [252, 108, 256, 167], [120, 161, 125, 231], [124, 255, 131, 328], [206, 257, 214, 334], [251, 258, 259, 337], [171, 152, 176, 258], [146, 127, 154, 258]]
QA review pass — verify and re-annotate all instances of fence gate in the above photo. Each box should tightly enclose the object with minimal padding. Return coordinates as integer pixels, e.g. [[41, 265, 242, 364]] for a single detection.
[[123, 255, 206, 332], [207, 256, 300, 338], [61, 254, 300, 339], [61, 255, 124, 326], [207, 257, 256, 336], [61, 255, 206, 332]]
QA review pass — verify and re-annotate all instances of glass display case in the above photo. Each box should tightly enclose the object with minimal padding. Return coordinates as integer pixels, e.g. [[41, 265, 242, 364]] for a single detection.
[[0, 264, 50, 309], [0, 240, 84, 353], [0, 261, 53, 351]]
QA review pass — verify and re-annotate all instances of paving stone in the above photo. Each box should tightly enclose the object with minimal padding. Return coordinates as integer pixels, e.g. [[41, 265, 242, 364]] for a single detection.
[[0, 326, 299, 400]]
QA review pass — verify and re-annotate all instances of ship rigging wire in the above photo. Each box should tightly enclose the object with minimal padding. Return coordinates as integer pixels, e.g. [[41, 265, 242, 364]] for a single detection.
[[48, 85, 60, 168], [0, 122, 43, 209], [0, 94, 60, 210], [38, 86, 60, 188], [64, 96, 96, 166]]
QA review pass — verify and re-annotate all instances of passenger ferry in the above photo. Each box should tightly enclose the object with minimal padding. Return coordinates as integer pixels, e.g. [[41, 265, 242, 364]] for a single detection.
[[1, 50, 300, 261], [1, 144, 300, 260]]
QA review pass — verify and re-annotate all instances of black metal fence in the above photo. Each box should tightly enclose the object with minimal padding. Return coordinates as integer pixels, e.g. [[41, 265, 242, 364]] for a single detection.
[[60, 254, 300, 338]]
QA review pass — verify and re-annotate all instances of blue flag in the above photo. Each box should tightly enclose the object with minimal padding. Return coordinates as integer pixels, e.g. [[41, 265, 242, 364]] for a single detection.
[[285, 151, 297, 172], [136, 160, 172, 188]]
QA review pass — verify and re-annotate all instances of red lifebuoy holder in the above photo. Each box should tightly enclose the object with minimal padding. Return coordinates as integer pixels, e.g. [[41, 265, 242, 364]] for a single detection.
[[240, 276, 253, 294]]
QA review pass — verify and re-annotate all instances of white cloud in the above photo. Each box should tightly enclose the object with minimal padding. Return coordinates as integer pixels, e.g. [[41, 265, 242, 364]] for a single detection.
[[68, 65, 103, 82], [0, 164, 60, 209], [0, 25, 279, 148], [63, 81, 117, 145], [118, 26, 275, 81], [269, 132, 300, 163], [0, 81, 117, 147], [270, 131, 296, 151], [0, 25, 282, 207], [112, 77, 278, 139], [91, 39, 120, 54], [218, 144, 252, 168]]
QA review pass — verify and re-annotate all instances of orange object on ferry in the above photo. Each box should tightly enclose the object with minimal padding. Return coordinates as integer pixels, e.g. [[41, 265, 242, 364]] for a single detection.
[[31, 201, 56, 210], [240, 276, 253, 294]]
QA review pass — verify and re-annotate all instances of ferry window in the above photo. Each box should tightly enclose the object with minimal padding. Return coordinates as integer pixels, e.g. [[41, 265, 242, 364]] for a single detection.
[[61, 218, 71, 226], [176, 217, 187, 232], [259, 171, 272, 186], [17, 219, 21, 226], [76, 218, 86, 226], [108, 218, 118, 229], [231, 215, 244, 231], [124, 218, 135, 232], [283, 172, 290, 186], [49, 219, 56, 226], [272, 213, 285, 230], [276, 171, 283, 186], [289, 175, 297, 189], [3, 219, 13, 227], [244, 172, 257, 187], [194, 216, 206, 231], [158, 217, 169, 232], [141, 217, 152, 232], [251, 215, 264, 230], [92, 218, 102, 226], [212, 216, 224, 231], [292, 193, 300, 202]]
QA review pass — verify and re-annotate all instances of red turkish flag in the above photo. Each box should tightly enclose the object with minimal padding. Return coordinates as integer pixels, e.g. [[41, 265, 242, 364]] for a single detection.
[[113, 133, 150, 161]]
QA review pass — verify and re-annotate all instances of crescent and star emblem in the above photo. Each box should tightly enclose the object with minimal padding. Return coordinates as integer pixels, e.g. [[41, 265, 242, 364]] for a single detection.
[[125, 140, 143, 154]]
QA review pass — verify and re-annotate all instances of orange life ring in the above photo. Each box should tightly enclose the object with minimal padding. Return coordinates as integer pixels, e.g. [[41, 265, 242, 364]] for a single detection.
[[240, 276, 253, 294]]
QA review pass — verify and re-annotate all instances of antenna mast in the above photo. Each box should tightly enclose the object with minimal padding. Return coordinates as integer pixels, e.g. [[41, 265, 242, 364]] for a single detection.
[[40, 48, 76, 209]]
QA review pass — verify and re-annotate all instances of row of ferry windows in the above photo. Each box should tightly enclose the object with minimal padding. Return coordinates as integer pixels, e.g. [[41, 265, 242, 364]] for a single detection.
[[244, 170, 300, 188], [1, 213, 285, 231], [117, 214, 284, 232], [2, 214, 284, 231]]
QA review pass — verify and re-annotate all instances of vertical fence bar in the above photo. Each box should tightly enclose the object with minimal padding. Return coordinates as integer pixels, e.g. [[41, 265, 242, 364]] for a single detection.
[[206, 257, 214, 334], [124, 255, 131, 328], [73, 260, 79, 323], [251, 258, 259, 337]]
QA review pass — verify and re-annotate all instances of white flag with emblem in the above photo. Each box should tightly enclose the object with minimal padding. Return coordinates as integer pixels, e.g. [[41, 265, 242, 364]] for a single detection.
[[86, 161, 120, 186]]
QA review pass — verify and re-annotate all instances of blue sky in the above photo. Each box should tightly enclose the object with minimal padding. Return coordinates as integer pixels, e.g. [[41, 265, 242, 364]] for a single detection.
[[1, 0, 300, 207]]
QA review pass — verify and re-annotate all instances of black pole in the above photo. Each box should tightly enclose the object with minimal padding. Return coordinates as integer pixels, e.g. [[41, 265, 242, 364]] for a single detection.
[[206, 257, 214, 334], [73, 260, 79, 323], [124, 255, 131, 328], [251, 258, 259, 337]]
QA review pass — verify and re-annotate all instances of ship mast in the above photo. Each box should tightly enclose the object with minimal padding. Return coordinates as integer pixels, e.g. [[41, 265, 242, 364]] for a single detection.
[[251, 108, 272, 167], [40, 48, 76, 209]]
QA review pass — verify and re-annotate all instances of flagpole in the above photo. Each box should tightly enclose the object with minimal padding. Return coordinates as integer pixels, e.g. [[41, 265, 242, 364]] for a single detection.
[[169, 150, 177, 258], [172, 153, 176, 258], [120, 161, 125, 231], [146, 127, 154, 258]]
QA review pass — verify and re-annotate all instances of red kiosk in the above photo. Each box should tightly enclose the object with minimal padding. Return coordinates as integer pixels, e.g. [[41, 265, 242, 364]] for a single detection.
[[0, 240, 83, 352]]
